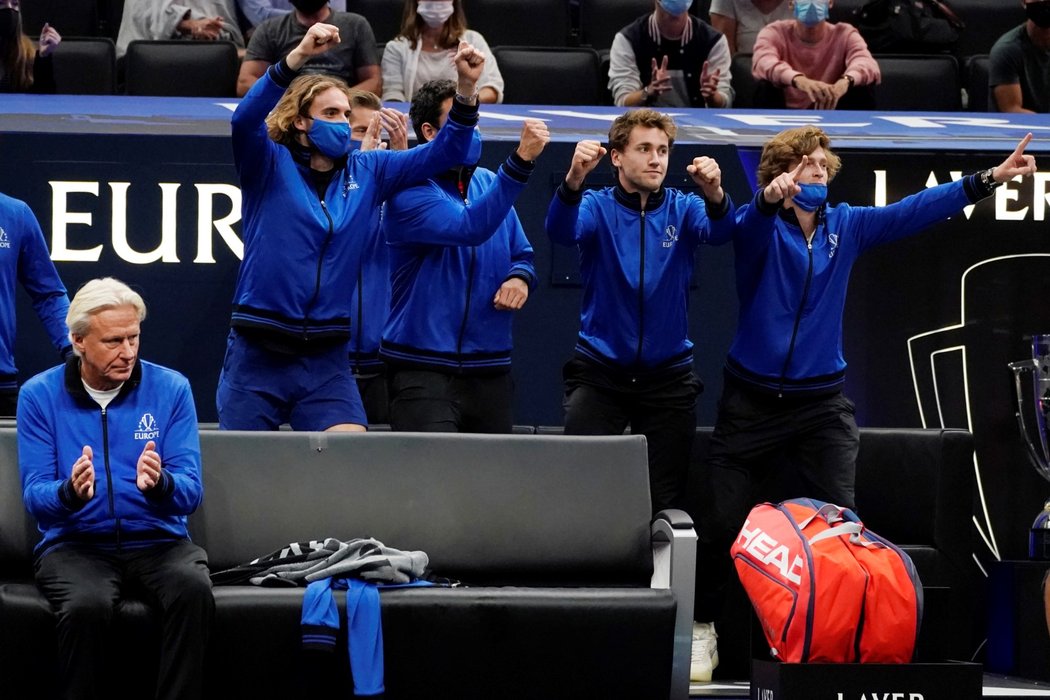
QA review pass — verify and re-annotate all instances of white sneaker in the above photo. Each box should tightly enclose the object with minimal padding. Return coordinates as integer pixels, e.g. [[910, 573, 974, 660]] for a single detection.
[[690, 621, 719, 683]]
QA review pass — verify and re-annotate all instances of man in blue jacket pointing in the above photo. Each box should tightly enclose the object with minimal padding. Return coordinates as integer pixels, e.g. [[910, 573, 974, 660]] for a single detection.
[[690, 126, 1038, 682]]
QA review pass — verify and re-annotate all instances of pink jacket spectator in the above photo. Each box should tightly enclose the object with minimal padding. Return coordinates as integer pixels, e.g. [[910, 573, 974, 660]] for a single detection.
[[752, 19, 880, 109]]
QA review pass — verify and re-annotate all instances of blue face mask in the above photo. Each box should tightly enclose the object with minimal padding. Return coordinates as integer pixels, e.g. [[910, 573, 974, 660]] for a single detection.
[[793, 183, 827, 212], [658, 0, 692, 16], [463, 127, 483, 166], [308, 119, 351, 158], [794, 0, 829, 26]]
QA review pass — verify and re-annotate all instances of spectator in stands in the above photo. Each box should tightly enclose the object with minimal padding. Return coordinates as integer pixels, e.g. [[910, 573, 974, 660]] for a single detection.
[[237, 0, 379, 96], [217, 22, 485, 431], [608, 0, 733, 108], [0, 0, 60, 93], [709, 0, 792, 55], [689, 127, 1037, 683], [380, 80, 548, 432], [17, 277, 213, 699], [348, 90, 410, 424], [382, 0, 504, 104], [116, 0, 245, 60], [237, 0, 345, 30], [544, 110, 734, 518], [989, 0, 1050, 113], [0, 190, 71, 416], [752, 0, 880, 109]]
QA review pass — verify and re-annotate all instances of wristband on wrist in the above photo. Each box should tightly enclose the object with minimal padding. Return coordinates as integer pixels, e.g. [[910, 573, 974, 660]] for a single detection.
[[841, 74, 855, 87]]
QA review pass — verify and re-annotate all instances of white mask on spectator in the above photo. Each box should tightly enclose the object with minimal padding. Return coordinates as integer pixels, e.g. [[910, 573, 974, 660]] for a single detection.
[[417, 1, 455, 28]]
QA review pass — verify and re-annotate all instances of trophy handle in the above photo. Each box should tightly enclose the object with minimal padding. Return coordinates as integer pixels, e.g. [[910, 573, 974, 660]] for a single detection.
[[1009, 359, 1050, 483]]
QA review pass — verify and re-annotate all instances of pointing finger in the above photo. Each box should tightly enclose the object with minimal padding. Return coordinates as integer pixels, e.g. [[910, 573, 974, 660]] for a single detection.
[[790, 155, 809, 180], [1014, 132, 1033, 158]]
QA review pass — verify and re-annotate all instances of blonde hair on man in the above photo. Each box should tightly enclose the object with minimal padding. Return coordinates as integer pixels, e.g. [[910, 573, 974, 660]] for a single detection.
[[66, 278, 146, 354]]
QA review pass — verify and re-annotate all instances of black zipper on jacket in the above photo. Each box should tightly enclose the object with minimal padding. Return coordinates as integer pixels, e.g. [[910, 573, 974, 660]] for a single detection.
[[304, 199, 336, 340], [778, 235, 814, 397], [634, 211, 647, 365], [353, 270, 363, 372], [456, 247, 477, 367], [100, 406, 121, 550]]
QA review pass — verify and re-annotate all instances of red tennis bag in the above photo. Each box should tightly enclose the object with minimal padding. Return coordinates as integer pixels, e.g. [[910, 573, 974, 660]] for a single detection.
[[730, 498, 923, 663]]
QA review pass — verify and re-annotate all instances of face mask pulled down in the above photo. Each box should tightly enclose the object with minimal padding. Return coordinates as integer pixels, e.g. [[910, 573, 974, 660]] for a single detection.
[[792, 183, 828, 212]]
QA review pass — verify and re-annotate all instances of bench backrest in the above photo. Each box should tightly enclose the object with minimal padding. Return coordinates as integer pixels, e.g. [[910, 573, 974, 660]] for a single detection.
[[193, 431, 654, 585]]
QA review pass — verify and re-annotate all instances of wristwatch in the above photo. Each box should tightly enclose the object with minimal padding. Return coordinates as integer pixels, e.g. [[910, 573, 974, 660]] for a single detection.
[[978, 167, 1001, 190], [641, 85, 653, 105]]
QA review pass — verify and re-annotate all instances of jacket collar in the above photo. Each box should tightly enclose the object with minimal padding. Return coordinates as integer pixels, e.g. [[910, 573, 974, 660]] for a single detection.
[[613, 182, 666, 212], [436, 164, 477, 200], [63, 355, 142, 407]]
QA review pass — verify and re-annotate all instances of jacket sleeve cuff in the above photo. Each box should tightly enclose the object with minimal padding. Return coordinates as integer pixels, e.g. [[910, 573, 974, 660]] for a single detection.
[[59, 479, 88, 511], [447, 95, 480, 128], [754, 187, 781, 215], [705, 192, 731, 220], [269, 58, 298, 88], [500, 152, 536, 184], [144, 471, 175, 502], [556, 181, 584, 205], [963, 172, 994, 202], [506, 270, 536, 289]]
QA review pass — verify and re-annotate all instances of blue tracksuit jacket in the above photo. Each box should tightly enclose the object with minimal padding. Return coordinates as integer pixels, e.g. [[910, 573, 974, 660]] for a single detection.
[[229, 61, 478, 345], [726, 175, 988, 395], [0, 192, 69, 389], [545, 182, 734, 371], [349, 204, 389, 375], [18, 358, 203, 557], [380, 155, 536, 373]]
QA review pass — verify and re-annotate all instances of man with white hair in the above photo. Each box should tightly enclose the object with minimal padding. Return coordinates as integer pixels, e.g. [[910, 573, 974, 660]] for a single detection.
[[17, 277, 213, 700]]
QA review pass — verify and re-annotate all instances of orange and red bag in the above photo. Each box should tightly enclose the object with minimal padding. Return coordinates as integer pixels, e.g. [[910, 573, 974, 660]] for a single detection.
[[730, 498, 923, 663]]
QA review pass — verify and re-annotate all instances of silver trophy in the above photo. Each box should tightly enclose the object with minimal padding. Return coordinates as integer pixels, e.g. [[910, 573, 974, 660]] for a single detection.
[[1008, 334, 1050, 559]]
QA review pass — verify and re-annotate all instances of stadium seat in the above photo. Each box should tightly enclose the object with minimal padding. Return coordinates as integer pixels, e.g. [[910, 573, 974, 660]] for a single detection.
[[52, 37, 116, 95], [964, 54, 991, 112], [470, 0, 573, 47], [493, 46, 603, 106], [947, 0, 1025, 60], [874, 54, 961, 111], [19, 0, 98, 36], [580, 0, 712, 51], [124, 40, 239, 97], [730, 52, 755, 108], [347, 0, 403, 44]]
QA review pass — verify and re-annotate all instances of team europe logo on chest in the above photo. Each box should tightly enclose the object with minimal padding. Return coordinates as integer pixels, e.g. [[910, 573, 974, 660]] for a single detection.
[[135, 413, 160, 441], [662, 225, 679, 248], [0, 227, 9, 250], [828, 232, 839, 259]]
